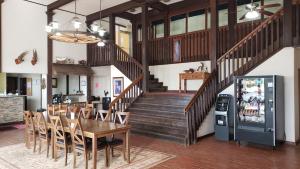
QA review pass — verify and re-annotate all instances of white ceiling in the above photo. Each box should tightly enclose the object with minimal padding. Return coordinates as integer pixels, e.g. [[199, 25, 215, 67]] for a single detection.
[[29, 0, 183, 15]]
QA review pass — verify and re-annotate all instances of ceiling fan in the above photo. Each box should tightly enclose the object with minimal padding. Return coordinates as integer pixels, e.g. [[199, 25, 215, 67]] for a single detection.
[[239, 1, 281, 20]]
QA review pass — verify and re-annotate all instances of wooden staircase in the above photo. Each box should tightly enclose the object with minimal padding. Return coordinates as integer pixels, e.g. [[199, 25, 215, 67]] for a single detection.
[[149, 74, 168, 92], [128, 92, 192, 144], [89, 2, 300, 145]]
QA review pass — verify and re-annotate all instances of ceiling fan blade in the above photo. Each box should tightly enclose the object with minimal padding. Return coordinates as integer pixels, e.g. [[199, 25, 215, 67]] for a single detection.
[[259, 10, 274, 16], [239, 13, 247, 20], [259, 3, 281, 9]]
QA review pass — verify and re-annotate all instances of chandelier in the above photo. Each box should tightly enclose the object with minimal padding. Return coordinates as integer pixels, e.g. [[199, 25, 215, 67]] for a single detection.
[[45, 0, 107, 47]]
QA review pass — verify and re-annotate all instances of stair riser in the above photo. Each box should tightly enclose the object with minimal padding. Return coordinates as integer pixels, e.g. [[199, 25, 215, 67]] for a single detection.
[[130, 105, 185, 113], [128, 109, 186, 119], [135, 99, 190, 106], [131, 129, 186, 144], [129, 115, 187, 127], [130, 122, 187, 136]]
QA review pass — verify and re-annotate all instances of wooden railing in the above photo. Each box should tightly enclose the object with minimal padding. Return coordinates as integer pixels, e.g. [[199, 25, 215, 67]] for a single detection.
[[112, 43, 144, 81], [87, 43, 112, 66], [217, 8, 284, 89], [293, 2, 300, 45], [135, 20, 261, 66], [106, 75, 143, 120], [184, 71, 218, 145], [88, 42, 144, 81]]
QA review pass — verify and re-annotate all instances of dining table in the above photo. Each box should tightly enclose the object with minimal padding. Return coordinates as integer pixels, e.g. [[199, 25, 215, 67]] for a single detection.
[[44, 112, 131, 169]]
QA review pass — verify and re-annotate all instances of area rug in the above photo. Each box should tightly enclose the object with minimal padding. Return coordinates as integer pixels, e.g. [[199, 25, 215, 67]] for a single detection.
[[0, 143, 175, 169]]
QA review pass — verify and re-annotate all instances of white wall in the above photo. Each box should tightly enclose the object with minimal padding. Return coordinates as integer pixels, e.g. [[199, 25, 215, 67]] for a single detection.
[[2, 0, 47, 74], [149, 61, 211, 91], [220, 47, 299, 143], [110, 65, 131, 99], [91, 66, 111, 98]]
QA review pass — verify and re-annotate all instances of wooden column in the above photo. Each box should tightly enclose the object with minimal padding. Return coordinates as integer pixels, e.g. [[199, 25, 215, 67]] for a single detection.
[[141, 4, 149, 92], [86, 75, 91, 102], [109, 15, 116, 64], [0, 0, 3, 72], [210, 0, 218, 70], [46, 11, 54, 105], [131, 20, 137, 58], [228, 0, 237, 48], [283, 0, 293, 46], [164, 13, 170, 37]]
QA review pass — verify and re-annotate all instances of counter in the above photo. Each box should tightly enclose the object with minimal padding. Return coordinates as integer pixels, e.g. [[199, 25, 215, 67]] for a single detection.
[[0, 96, 25, 124]]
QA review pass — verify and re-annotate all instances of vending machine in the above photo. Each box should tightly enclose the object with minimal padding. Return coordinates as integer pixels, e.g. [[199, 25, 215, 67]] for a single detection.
[[234, 75, 285, 147]]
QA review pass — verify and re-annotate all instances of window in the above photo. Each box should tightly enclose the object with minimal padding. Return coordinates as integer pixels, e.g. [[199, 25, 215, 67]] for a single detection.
[[170, 14, 186, 35], [137, 26, 142, 41], [218, 4, 228, 27], [152, 20, 164, 38], [188, 10, 206, 32]]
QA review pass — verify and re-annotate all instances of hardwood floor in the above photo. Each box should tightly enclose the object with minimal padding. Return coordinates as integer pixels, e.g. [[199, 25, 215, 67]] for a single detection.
[[1, 126, 300, 169]]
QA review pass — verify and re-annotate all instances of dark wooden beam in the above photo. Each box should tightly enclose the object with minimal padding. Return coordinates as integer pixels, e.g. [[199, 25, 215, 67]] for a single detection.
[[86, 1, 141, 22], [115, 12, 136, 21], [46, 11, 54, 105], [131, 20, 137, 57], [109, 15, 116, 64], [283, 0, 293, 46], [47, 0, 74, 11], [210, 0, 218, 70], [0, 0, 3, 72], [228, 0, 237, 48], [141, 4, 149, 92]]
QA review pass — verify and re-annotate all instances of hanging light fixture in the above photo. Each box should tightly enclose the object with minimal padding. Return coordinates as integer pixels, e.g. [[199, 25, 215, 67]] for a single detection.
[[45, 0, 102, 44]]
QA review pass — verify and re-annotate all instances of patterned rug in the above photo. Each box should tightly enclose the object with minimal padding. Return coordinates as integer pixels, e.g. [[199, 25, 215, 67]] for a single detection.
[[0, 143, 175, 169]]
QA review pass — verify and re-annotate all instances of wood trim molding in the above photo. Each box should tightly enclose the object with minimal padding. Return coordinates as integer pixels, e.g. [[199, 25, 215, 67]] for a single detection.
[[47, 0, 74, 11], [0, 0, 4, 72]]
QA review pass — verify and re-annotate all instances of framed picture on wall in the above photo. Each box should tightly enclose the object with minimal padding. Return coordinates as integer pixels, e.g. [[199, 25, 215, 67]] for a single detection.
[[173, 38, 182, 63], [113, 77, 124, 97], [52, 78, 57, 88]]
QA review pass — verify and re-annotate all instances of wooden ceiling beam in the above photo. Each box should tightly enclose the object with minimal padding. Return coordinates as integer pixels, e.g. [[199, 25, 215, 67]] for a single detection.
[[47, 0, 75, 11], [115, 12, 137, 21], [86, 1, 141, 22]]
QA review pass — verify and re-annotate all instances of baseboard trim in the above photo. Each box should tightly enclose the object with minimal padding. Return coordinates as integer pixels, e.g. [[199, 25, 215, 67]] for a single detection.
[[285, 139, 300, 146]]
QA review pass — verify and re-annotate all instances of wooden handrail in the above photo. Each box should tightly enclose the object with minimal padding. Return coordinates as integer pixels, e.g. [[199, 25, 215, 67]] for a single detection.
[[105, 75, 144, 121], [111, 43, 144, 70], [184, 70, 217, 113], [218, 8, 284, 61]]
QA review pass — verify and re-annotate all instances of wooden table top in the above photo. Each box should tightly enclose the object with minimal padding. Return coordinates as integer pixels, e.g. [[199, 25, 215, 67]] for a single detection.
[[47, 115, 130, 138]]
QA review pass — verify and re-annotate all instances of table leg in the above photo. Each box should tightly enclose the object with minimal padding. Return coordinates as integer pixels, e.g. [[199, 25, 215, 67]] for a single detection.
[[184, 79, 187, 93], [125, 130, 130, 163], [92, 135, 97, 169], [179, 77, 181, 93], [51, 129, 54, 159]]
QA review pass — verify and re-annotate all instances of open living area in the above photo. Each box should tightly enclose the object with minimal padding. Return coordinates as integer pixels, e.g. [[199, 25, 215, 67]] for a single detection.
[[0, 0, 300, 168]]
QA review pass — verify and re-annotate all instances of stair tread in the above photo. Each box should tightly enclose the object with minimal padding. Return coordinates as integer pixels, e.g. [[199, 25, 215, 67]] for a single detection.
[[132, 102, 185, 108], [130, 119, 186, 129], [128, 106, 184, 115], [131, 128, 186, 143]]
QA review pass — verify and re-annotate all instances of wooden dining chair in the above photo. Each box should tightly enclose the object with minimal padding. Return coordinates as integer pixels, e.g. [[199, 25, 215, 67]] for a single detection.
[[36, 112, 51, 157], [48, 104, 59, 116], [79, 107, 93, 119], [107, 111, 130, 161], [24, 111, 37, 152], [49, 115, 72, 166], [95, 110, 109, 121], [69, 118, 108, 169]]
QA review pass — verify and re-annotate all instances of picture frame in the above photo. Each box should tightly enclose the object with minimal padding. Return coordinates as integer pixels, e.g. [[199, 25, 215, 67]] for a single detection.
[[52, 78, 57, 88], [113, 77, 124, 97]]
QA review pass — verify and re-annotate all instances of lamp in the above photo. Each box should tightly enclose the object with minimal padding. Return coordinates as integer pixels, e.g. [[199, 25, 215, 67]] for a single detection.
[[245, 10, 260, 19]]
